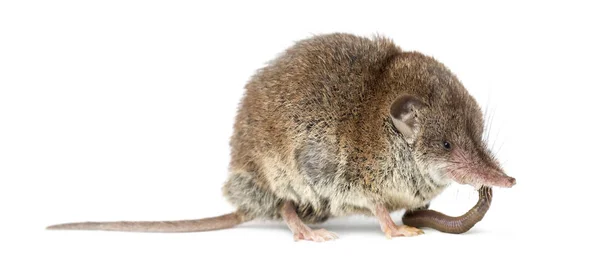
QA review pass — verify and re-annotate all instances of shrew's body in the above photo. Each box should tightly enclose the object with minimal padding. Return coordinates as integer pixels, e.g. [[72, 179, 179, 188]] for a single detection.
[[48, 33, 515, 241]]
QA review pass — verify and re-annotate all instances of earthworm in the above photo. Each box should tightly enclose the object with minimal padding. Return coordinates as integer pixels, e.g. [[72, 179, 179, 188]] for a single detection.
[[402, 186, 492, 234]]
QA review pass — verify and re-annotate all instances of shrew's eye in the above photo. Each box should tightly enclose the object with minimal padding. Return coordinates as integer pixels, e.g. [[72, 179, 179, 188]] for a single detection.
[[443, 141, 452, 150]]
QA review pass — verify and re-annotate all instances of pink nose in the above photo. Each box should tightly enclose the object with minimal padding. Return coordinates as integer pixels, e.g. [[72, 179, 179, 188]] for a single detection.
[[502, 177, 516, 187], [509, 177, 516, 185]]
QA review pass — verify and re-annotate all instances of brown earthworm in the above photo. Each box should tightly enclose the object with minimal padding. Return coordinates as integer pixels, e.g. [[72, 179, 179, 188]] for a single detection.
[[402, 186, 492, 234]]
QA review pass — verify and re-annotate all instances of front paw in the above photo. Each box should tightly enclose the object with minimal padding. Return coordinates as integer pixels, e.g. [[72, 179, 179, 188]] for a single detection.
[[383, 225, 424, 238]]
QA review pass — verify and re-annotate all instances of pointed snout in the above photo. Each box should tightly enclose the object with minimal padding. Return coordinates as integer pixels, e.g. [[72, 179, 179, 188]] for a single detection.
[[475, 169, 516, 188], [446, 147, 515, 188], [490, 172, 516, 188], [446, 164, 516, 188]]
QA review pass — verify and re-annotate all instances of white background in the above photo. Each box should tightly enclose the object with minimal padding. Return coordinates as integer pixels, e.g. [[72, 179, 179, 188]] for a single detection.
[[1, 1, 598, 259]]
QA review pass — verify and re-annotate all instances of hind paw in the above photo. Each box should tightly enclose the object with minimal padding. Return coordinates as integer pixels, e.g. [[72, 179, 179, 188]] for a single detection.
[[293, 228, 338, 242]]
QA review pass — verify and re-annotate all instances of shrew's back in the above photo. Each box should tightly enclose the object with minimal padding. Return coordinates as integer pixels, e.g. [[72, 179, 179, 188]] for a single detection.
[[230, 33, 400, 165]]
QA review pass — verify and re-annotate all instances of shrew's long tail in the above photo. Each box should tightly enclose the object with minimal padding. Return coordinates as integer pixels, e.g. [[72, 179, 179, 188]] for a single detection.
[[46, 212, 246, 233]]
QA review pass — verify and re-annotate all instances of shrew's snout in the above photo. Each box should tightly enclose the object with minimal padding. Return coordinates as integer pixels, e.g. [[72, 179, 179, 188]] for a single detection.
[[484, 169, 516, 188], [446, 148, 516, 188]]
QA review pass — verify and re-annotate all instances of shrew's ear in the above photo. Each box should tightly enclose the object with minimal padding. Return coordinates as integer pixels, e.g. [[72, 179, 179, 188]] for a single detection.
[[390, 95, 426, 142]]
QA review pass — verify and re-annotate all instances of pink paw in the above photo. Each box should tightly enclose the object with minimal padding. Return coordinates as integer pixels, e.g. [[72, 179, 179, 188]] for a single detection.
[[383, 225, 424, 238], [293, 228, 338, 242]]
